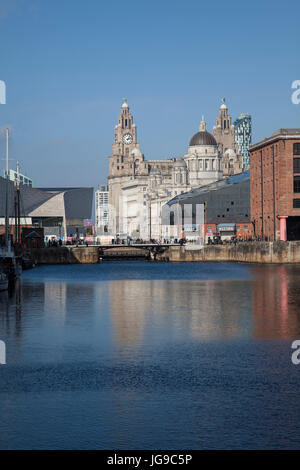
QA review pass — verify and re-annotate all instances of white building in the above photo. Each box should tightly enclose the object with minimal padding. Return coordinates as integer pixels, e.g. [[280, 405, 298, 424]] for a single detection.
[[118, 115, 224, 240], [184, 116, 223, 187], [107, 100, 248, 240], [95, 184, 109, 235]]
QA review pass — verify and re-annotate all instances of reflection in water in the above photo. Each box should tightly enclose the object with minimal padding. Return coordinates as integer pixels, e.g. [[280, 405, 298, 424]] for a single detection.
[[0, 280, 22, 338], [44, 283, 67, 320], [251, 265, 300, 339], [0, 264, 300, 347], [0, 263, 300, 450], [109, 280, 253, 345]]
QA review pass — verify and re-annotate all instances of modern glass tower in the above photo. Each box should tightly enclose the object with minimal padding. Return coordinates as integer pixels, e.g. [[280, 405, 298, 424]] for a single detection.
[[95, 184, 109, 234], [234, 113, 252, 169]]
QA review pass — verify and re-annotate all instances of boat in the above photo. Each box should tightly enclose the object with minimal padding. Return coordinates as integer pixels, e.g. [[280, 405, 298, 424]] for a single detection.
[[0, 272, 8, 292]]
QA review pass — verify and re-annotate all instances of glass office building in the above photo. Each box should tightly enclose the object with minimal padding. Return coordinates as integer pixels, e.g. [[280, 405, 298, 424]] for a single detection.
[[234, 113, 252, 169]]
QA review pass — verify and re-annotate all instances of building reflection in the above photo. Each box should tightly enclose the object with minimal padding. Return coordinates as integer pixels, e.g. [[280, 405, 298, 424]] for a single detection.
[[44, 282, 67, 320], [109, 281, 147, 345], [251, 265, 300, 339], [109, 279, 253, 345], [0, 280, 22, 337]]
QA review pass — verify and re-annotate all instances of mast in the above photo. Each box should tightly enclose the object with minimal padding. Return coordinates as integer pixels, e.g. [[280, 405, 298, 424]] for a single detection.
[[16, 161, 21, 244], [4, 128, 10, 248]]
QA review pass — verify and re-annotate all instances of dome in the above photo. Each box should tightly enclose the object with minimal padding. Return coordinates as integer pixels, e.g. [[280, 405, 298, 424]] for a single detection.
[[189, 131, 217, 147], [122, 102, 129, 108], [174, 158, 186, 168]]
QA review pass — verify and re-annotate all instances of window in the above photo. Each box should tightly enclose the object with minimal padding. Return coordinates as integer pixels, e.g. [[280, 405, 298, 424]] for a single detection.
[[294, 176, 300, 192], [294, 158, 300, 173], [293, 199, 300, 208], [294, 143, 300, 155], [244, 226, 249, 232], [236, 225, 240, 232]]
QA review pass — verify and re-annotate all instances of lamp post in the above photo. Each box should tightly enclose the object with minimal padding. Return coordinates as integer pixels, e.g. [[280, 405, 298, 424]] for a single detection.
[[58, 221, 62, 242], [145, 194, 152, 242]]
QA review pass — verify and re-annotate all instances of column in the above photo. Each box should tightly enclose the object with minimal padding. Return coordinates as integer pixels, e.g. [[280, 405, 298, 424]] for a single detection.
[[279, 216, 288, 241]]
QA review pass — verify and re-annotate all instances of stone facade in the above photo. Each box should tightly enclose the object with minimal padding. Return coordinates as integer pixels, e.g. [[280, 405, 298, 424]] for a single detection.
[[184, 116, 222, 187], [213, 99, 242, 176], [162, 242, 300, 264], [108, 100, 244, 237]]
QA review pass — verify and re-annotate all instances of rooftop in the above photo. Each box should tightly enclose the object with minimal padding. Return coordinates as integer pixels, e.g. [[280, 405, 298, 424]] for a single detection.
[[251, 128, 300, 151], [167, 171, 250, 206]]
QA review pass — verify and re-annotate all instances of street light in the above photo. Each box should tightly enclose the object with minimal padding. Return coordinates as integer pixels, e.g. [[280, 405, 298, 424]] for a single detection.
[[145, 194, 153, 241]]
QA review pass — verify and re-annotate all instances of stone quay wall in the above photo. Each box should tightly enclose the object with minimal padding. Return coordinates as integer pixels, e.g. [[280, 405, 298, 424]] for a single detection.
[[160, 242, 300, 264], [29, 242, 300, 265], [30, 247, 99, 265]]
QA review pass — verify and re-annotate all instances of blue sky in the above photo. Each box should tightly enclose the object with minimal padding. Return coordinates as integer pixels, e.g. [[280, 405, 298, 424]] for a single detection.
[[0, 0, 299, 188]]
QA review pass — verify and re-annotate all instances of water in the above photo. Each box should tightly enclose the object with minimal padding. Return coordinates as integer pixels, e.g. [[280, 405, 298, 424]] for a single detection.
[[0, 261, 300, 449]]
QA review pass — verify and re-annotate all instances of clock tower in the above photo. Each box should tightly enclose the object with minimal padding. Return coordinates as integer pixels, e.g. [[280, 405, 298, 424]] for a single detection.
[[109, 98, 141, 177], [108, 99, 145, 233]]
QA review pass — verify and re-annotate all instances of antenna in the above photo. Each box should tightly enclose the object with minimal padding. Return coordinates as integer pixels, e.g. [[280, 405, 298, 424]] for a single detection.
[[5, 127, 9, 178], [1, 127, 13, 178], [16, 161, 20, 190]]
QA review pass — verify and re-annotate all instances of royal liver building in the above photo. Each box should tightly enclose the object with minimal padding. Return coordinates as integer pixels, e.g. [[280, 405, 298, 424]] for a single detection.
[[107, 99, 245, 238]]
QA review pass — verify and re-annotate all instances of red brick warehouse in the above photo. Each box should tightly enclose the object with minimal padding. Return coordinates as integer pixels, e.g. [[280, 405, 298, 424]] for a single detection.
[[250, 128, 300, 241]]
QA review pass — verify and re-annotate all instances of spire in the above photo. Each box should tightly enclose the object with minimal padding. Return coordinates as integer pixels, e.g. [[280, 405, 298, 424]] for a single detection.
[[199, 115, 207, 132]]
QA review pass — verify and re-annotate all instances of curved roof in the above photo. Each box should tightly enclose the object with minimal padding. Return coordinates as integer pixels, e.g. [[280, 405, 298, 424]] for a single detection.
[[189, 131, 217, 147]]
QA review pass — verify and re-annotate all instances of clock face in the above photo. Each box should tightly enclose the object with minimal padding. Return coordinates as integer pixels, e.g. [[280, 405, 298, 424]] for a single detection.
[[123, 133, 133, 145]]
